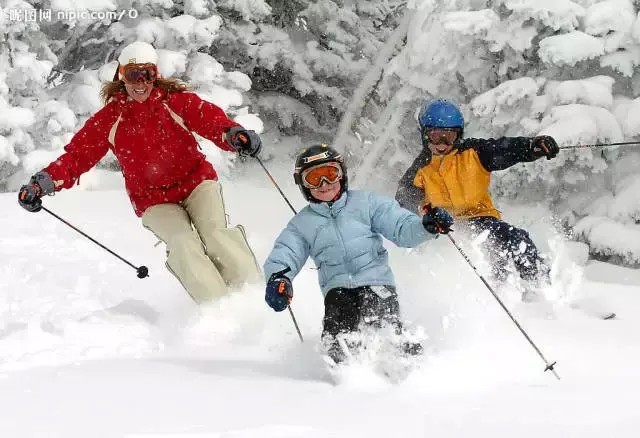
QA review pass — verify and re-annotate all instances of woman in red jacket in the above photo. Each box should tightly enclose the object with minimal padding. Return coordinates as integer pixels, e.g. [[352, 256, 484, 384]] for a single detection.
[[18, 41, 262, 303]]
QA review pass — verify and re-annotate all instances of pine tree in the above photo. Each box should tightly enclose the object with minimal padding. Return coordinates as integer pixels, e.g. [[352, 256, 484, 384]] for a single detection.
[[0, 0, 57, 190]]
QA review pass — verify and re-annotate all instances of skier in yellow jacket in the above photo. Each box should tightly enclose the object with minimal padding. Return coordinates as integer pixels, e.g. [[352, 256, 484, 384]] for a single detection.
[[396, 99, 560, 292]]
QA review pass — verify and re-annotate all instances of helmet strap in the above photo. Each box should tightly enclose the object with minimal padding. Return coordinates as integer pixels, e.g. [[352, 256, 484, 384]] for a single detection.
[[420, 127, 429, 148]]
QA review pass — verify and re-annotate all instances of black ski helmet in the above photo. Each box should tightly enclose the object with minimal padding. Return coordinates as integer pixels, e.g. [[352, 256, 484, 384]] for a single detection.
[[293, 144, 348, 203]]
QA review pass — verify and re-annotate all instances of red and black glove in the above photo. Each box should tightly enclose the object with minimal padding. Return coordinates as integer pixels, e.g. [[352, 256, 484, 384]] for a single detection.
[[227, 127, 262, 157], [530, 135, 559, 160], [18, 171, 55, 213]]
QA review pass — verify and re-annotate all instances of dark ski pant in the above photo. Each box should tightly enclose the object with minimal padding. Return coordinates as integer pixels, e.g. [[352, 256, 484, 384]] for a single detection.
[[467, 216, 550, 284], [321, 285, 418, 363]]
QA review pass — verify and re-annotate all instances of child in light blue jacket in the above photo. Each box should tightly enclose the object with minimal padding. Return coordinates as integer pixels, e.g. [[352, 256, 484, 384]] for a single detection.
[[263, 144, 453, 363]]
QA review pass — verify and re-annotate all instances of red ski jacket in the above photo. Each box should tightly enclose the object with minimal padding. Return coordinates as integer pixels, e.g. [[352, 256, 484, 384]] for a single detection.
[[44, 88, 240, 216]]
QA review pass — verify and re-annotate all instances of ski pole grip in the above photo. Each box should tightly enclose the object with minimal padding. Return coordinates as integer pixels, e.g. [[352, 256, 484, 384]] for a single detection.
[[137, 265, 149, 278]]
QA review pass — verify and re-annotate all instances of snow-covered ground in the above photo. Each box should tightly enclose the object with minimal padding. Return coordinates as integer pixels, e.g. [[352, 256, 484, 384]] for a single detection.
[[1, 164, 639, 437]]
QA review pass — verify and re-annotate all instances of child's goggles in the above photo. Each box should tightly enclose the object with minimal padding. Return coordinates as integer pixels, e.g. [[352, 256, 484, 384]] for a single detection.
[[424, 128, 459, 146], [300, 162, 343, 189], [119, 63, 158, 84]]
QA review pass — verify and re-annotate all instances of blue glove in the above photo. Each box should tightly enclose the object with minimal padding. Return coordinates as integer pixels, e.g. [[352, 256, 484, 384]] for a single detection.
[[422, 206, 454, 234], [227, 127, 262, 157], [265, 269, 293, 312]]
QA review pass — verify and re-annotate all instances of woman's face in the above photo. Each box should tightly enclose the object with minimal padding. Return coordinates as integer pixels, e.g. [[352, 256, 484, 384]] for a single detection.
[[125, 81, 154, 103], [310, 180, 341, 202], [121, 63, 157, 103]]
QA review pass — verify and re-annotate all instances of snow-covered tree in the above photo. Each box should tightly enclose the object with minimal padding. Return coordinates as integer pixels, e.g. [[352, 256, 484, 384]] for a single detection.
[[2, 0, 262, 188], [0, 0, 56, 190], [3, 0, 409, 185], [5, 0, 640, 265], [210, 0, 406, 137]]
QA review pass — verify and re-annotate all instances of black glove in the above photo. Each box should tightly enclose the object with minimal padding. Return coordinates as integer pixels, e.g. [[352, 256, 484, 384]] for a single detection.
[[265, 269, 294, 312], [18, 171, 55, 213], [422, 205, 454, 234], [530, 135, 559, 160], [227, 127, 262, 157]]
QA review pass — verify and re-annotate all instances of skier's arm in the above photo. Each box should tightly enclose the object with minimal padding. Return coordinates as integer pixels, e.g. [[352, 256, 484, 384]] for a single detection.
[[167, 92, 239, 152], [395, 149, 429, 211], [466, 137, 535, 171], [369, 191, 431, 248], [43, 104, 116, 190], [263, 220, 311, 282]]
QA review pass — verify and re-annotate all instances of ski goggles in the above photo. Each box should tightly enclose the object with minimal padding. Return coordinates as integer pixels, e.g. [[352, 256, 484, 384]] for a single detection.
[[424, 128, 460, 146], [119, 63, 158, 84], [300, 162, 343, 189]]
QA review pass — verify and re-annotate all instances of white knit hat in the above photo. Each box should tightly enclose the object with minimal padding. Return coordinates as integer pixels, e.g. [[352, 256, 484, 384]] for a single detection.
[[118, 41, 158, 66]]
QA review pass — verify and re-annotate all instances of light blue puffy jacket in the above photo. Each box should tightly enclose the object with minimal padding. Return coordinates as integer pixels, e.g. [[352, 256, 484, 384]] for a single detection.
[[263, 190, 432, 296]]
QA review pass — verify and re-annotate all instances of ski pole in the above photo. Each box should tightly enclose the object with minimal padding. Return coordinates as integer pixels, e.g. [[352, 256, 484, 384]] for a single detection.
[[41, 206, 149, 279], [446, 233, 560, 380], [560, 140, 640, 150], [288, 306, 304, 343], [254, 157, 304, 342], [255, 157, 298, 215]]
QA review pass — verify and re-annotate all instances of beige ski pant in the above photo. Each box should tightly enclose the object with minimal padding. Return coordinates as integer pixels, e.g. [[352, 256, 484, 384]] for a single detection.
[[142, 180, 261, 303]]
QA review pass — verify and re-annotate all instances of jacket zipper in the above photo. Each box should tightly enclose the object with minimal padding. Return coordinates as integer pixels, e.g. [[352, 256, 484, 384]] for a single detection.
[[437, 155, 456, 213], [329, 203, 351, 288]]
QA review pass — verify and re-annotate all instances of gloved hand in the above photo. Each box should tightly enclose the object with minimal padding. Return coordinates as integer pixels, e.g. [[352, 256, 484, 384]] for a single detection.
[[422, 205, 454, 234], [265, 270, 294, 312], [18, 171, 55, 213], [530, 135, 559, 160], [227, 126, 262, 157]]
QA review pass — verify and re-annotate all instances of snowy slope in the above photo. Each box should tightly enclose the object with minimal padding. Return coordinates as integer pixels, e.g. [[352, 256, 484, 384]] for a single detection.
[[1, 164, 640, 437]]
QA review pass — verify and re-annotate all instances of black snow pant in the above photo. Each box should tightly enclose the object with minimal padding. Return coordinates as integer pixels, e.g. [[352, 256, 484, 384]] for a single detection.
[[321, 285, 419, 363], [467, 216, 550, 285]]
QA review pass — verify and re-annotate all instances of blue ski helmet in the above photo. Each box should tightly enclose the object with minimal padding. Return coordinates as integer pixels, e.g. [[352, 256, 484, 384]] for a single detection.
[[418, 99, 464, 133]]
